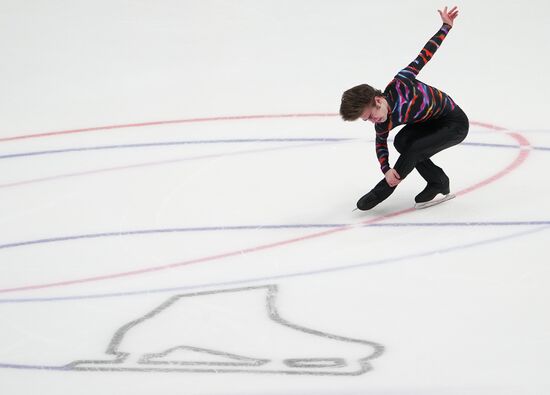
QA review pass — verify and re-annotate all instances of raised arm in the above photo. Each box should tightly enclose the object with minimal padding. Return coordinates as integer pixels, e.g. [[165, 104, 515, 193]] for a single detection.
[[398, 6, 459, 79]]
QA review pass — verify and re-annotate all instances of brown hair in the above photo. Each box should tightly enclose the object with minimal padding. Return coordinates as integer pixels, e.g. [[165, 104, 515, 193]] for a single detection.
[[340, 84, 383, 121]]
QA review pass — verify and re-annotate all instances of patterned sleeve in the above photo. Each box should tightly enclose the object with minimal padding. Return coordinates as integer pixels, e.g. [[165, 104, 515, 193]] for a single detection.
[[397, 23, 452, 80], [375, 127, 391, 174]]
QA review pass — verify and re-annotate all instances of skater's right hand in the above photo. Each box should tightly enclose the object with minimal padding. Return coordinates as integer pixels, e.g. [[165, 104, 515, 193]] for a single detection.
[[385, 168, 401, 187]]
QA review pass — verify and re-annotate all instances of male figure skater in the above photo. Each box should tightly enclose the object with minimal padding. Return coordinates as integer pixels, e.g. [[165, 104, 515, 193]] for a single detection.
[[340, 6, 469, 210]]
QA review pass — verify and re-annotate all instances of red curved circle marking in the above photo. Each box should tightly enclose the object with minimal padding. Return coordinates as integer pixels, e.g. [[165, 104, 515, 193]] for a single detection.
[[0, 113, 336, 143], [0, 116, 531, 294]]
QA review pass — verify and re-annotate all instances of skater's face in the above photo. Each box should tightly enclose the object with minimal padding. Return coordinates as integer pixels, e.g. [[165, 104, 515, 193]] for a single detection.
[[360, 96, 389, 124]]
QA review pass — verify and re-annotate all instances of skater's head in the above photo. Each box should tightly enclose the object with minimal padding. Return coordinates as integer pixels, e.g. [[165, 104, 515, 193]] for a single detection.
[[340, 84, 389, 123]]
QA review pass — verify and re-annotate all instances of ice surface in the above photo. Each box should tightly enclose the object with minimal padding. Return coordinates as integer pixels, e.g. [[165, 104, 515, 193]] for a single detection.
[[0, 1, 549, 394]]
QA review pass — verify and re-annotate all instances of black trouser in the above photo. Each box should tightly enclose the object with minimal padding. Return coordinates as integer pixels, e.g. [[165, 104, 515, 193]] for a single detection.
[[371, 105, 469, 200]]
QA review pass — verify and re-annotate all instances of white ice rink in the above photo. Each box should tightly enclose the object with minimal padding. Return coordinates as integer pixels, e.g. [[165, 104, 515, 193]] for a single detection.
[[1, 1, 549, 394]]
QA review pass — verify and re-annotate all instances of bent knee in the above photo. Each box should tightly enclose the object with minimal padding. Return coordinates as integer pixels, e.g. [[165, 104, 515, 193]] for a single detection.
[[393, 134, 406, 153]]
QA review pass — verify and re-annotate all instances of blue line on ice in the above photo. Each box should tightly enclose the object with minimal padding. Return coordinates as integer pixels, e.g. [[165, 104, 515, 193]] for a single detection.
[[1, 221, 549, 251], [0, 224, 547, 304], [0, 137, 548, 161]]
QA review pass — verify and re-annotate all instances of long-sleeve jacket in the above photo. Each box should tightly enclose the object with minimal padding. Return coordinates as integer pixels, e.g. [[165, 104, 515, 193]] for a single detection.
[[374, 23, 457, 174]]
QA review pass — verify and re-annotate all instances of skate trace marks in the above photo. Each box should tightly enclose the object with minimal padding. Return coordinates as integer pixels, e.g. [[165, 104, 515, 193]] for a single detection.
[[0, 115, 532, 295], [65, 285, 384, 376]]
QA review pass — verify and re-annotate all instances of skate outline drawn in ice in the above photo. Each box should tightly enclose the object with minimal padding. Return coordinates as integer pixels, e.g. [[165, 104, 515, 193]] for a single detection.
[[65, 285, 384, 375]]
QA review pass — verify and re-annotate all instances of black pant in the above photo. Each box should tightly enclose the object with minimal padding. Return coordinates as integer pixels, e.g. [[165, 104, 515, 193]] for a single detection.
[[371, 105, 469, 200]]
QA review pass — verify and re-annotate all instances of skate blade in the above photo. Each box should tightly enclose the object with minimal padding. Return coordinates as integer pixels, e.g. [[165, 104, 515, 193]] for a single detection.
[[414, 193, 455, 210]]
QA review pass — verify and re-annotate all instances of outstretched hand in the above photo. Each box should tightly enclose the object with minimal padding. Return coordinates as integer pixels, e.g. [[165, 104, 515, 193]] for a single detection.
[[438, 6, 459, 27], [385, 168, 401, 187]]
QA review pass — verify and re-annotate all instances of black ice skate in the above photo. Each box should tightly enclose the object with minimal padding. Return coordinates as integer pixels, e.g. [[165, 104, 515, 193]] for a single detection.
[[356, 179, 396, 211], [414, 181, 455, 209]]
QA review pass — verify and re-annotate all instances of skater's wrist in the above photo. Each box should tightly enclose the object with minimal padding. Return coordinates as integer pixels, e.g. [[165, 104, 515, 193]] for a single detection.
[[384, 168, 401, 187]]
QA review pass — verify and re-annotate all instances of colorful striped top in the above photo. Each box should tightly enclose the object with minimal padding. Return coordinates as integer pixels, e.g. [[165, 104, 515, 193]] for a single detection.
[[374, 23, 457, 174]]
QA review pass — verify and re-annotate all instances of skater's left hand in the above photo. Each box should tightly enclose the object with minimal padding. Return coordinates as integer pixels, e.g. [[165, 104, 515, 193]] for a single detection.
[[438, 6, 459, 27], [385, 168, 401, 187]]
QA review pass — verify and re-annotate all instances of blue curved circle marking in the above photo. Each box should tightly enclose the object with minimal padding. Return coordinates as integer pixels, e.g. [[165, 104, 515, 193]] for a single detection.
[[0, 131, 546, 304]]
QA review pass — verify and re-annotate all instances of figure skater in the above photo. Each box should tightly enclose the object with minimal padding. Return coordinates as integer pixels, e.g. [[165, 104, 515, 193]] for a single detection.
[[340, 6, 469, 210]]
